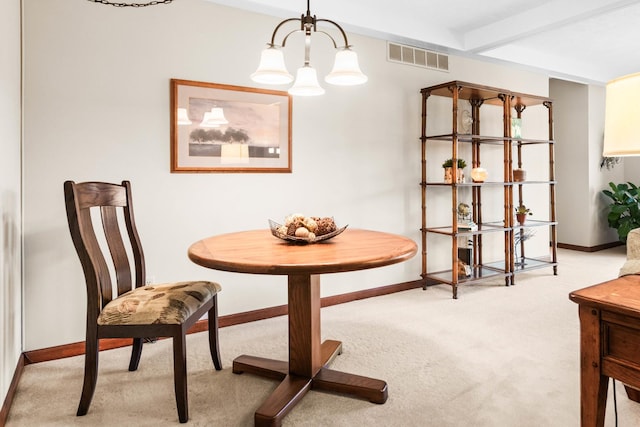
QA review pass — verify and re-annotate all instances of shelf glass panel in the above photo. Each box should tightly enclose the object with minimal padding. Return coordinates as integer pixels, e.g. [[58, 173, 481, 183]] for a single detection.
[[511, 138, 555, 145], [484, 260, 511, 271], [424, 222, 507, 236], [422, 181, 510, 187], [511, 180, 557, 185], [425, 133, 507, 144], [423, 134, 553, 145], [513, 256, 557, 273], [513, 219, 558, 228], [422, 181, 557, 186], [426, 264, 509, 285]]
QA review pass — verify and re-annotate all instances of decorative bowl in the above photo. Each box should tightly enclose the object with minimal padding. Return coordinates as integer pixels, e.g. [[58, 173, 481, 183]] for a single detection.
[[269, 219, 348, 244]]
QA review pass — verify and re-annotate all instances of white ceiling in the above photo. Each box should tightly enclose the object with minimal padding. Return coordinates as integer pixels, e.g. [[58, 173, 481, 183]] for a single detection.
[[207, 0, 640, 84]]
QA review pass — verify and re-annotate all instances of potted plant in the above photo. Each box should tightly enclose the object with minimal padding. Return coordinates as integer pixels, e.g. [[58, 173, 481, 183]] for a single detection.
[[602, 181, 640, 242], [442, 158, 467, 183], [515, 204, 532, 224]]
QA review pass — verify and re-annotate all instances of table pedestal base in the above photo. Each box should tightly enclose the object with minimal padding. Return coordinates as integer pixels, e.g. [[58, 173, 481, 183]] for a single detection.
[[233, 339, 388, 427]]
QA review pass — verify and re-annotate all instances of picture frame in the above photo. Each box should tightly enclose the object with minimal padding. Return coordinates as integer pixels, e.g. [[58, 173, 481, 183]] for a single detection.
[[170, 79, 292, 173]]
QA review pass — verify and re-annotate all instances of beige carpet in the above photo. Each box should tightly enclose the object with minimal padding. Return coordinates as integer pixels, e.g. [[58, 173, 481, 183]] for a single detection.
[[8, 247, 640, 426]]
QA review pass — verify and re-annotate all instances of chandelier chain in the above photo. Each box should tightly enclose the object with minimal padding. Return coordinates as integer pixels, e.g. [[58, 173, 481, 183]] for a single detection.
[[86, 0, 172, 7]]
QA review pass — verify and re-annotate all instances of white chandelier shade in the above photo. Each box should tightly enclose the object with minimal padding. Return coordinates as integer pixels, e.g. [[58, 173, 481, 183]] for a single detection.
[[288, 66, 325, 96], [325, 48, 367, 86], [251, 47, 294, 85]]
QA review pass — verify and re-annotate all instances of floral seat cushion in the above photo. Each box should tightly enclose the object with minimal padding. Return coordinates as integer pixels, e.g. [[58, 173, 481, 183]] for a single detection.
[[98, 281, 222, 326]]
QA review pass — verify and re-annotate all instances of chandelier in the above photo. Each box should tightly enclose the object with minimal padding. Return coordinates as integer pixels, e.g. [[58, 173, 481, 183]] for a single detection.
[[250, 0, 367, 96]]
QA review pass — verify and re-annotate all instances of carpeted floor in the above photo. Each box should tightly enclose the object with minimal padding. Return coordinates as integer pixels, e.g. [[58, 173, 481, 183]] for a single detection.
[[8, 247, 640, 426]]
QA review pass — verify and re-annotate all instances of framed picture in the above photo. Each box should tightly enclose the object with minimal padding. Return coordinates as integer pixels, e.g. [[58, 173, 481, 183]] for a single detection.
[[170, 79, 292, 173]]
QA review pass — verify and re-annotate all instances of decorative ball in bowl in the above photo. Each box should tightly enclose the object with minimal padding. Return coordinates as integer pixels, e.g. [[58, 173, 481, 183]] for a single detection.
[[269, 214, 347, 243]]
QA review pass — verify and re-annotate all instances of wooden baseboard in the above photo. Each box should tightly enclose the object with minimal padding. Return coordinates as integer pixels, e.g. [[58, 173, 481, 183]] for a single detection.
[[23, 279, 423, 365], [1, 354, 26, 426], [558, 241, 624, 252], [321, 279, 423, 306]]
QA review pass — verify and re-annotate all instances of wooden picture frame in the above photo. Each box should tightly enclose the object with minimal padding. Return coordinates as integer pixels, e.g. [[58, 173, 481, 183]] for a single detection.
[[170, 79, 292, 173]]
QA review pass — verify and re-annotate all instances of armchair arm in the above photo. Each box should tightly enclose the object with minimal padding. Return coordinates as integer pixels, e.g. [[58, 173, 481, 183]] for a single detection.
[[619, 228, 640, 277]]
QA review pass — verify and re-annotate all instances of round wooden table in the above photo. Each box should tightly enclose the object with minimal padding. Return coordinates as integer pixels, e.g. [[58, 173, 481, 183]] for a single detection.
[[188, 228, 417, 427]]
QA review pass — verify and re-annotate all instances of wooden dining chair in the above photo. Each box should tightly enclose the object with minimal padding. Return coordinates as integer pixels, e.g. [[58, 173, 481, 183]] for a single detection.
[[64, 180, 222, 423]]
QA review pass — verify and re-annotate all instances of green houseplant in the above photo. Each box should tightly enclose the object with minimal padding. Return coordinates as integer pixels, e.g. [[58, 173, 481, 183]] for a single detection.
[[602, 181, 640, 242], [442, 158, 467, 183], [515, 204, 532, 224], [442, 158, 467, 169]]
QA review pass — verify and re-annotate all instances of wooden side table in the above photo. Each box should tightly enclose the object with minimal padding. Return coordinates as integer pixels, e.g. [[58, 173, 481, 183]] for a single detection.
[[569, 276, 640, 426]]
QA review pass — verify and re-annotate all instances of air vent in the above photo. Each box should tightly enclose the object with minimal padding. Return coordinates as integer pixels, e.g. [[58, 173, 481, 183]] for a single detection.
[[387, 42, 449, 72]]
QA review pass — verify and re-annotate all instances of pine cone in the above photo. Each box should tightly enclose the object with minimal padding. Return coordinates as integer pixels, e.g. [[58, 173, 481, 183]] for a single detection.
[[314, 217, 336, 236], [287, 223, 297, 236]]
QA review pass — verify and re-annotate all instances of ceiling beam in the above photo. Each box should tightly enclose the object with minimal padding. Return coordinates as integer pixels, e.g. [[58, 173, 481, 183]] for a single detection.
[[463, 0, 639, 53]]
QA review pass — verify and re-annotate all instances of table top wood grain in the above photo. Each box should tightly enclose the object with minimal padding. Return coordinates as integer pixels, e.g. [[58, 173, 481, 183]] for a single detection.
[[188, 228, 418, 275], [569, 275, 640, 316]]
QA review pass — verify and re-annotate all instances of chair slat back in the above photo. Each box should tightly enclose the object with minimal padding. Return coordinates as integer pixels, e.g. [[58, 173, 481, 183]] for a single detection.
[[64, 181, 146, 313], [100, 205, 133, 296]]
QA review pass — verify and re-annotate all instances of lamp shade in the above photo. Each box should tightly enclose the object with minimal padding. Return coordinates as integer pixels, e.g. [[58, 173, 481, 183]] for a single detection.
[[177, 108, 192, 125], [325, 48, 368, 86], [251, 47, 294, 85], [603, 72, 640, 156], [288, 66, 325, 96]]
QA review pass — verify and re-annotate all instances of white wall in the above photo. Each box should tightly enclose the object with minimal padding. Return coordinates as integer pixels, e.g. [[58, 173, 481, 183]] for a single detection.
[[588, 84, 621, 245], [1, 0, 23, 405], [550, 78, 622, 247], [551, 79, 590, 246], [22, 0, 551, 350], [625, 159, 640, 182]]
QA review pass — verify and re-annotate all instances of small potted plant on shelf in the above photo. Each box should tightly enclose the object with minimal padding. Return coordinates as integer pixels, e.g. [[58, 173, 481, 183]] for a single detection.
[[515, 204, 532, 225], [513, 168, 527, 182], [442, 158, 467, 183]]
